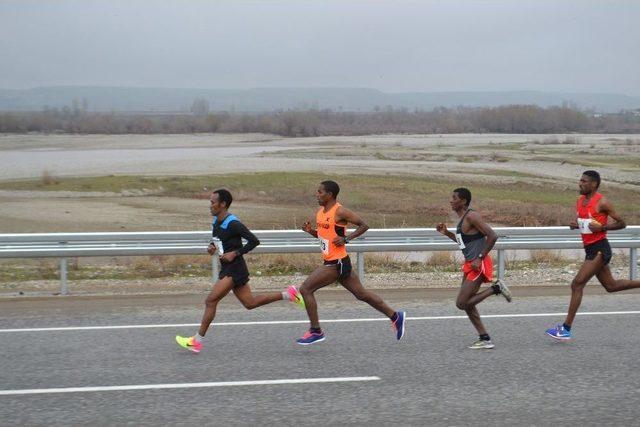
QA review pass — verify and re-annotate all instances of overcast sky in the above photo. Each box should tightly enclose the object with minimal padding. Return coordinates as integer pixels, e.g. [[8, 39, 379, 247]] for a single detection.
[[1, 0, 638, 95]]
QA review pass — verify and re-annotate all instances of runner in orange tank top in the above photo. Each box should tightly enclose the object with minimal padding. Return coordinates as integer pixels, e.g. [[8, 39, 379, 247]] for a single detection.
[[295, 180, 406, 345], [316, 201, 348, 262], [546, 170, 640, 340]]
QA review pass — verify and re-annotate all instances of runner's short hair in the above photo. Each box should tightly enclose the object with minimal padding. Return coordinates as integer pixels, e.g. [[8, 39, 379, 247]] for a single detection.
[[453, 187, 472, 207], [213, 189, 233, 208], [583, 170, 601, 188], [321, 180, 340, 199]]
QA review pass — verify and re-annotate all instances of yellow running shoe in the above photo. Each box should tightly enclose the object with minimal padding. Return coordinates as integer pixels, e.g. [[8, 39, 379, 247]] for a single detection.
[[175, 335, 202, 353]]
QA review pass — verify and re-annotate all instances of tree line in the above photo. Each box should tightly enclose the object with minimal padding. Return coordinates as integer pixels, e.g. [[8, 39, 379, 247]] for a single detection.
[[1, 105, 639, 135]]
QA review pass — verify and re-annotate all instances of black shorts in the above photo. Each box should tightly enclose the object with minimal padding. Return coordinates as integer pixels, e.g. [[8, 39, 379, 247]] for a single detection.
[[219, 257, 250, 287], [584, 239, 612, 265], [324, 255, 353, 281]]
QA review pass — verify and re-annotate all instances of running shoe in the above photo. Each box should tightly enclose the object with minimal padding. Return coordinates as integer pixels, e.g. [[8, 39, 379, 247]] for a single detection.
[[287, 285, 306, 309], [495, 279, 512, 303], [392, 311, 406, 340], [175, 335, 203, 353], [545, 324, 572, 340], [296, 330, 325, 345], [468, 339, 495, 349]]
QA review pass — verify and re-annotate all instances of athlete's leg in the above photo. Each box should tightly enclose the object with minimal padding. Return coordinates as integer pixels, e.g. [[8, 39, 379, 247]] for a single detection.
[[339, 272, 395, 318], [456, 277, 490, 336], [198, 276, 235, 336], [596, 264, 640, 293], [233, 282, 283, 310], [462, 283, 496, 307], [299, 265, 339, 329], [563, 256, 604, 327]]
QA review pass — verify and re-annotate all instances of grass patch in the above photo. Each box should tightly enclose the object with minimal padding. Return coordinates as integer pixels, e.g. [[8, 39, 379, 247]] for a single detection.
[[475, 142, 528, 150], [425, 251, 456, 267], [0, 171, 638, 228], [528, 250, 568, 265]]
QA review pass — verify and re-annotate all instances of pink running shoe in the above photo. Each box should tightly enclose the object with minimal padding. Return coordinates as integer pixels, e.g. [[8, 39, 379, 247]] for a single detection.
[[175, 335, 203, 353], [287, 285, 306, 309]]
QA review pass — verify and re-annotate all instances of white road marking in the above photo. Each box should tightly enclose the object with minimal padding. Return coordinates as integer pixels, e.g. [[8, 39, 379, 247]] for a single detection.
[[0, 376, 381, 396], [1, 311, 640, 333]]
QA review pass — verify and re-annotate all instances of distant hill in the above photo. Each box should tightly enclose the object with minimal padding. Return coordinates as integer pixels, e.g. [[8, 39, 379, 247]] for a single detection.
[[1, 86, 639, 113]]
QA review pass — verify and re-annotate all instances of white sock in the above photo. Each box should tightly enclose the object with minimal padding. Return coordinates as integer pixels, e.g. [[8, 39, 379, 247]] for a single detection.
[[281, 291, 289, 301], [194, 333, 204, 342]]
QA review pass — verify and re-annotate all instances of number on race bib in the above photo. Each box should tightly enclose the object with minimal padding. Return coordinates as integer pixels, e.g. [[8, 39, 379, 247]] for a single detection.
[[211, 237, 224, 254], [320, 238, 330, 255]]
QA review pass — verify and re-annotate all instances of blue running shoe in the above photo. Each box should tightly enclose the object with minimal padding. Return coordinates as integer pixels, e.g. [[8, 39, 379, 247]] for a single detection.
[[296, 330, 325, 345], [392, 311, 406, 340], [546, 324, 571, 340]]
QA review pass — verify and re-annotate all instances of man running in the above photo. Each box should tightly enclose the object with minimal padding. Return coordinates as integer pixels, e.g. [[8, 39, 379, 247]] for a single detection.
[[436, 188, 511, 349], [176, 189, 305, 353], [546, 170, 640, 340], [296, 180, 406, 345]]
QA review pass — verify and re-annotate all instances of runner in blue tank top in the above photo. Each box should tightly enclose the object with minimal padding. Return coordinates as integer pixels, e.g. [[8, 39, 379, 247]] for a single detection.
[[175, 189, 305, 353]]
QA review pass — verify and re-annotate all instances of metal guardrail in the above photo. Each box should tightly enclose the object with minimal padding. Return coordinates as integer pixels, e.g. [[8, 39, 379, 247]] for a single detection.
[[1, 226, 638, 295]]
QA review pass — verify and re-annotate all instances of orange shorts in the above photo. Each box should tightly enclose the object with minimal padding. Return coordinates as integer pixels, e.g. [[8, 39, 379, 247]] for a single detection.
[[462, 255, 494, 283]]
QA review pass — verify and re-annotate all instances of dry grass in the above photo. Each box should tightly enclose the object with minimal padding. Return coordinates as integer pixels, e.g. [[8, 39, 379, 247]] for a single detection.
[[3, 171, 639, 228], [245, 253, 319, 275], [41, 169, 58, 186], [425, 251, 456, 267], [35, 259, 58, 280], [611, 138, 640, 146], [130, 255, 211, 278], [489, 152, 510, 162], [529, 250, 567, 265]]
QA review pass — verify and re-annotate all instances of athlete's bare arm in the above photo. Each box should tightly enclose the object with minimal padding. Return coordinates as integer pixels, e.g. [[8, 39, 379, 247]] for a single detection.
[[590, 197, 626, 232], [466, 211, 498, 258], [302, 220, 318, 238], [436, 223, 457, 242], [334, 206, 369, 247]]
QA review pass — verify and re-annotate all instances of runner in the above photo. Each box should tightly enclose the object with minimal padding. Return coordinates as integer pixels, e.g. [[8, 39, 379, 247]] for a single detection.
[[176, 189, 305, 353], [296, 180, 406, 345], [546, 170, 640, 340], [436, 187, 511, 349]]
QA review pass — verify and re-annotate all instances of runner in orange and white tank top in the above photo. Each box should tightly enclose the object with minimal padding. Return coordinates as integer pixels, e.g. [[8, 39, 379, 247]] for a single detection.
[[545, 170, 640, 341], [316, 202, 348, 262], [295, 180, 406, 345]]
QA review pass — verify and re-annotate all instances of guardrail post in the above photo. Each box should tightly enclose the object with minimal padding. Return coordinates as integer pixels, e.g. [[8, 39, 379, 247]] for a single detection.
[[357, 252, 365, 279], [631, 248, 638, 281], [211, 256, 220, 283], [59, 257, 68, 295], [497, 249, 505, 281]]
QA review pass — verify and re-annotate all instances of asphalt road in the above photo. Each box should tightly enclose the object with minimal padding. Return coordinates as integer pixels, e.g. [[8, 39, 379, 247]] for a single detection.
[[1, 287, 640, 426]]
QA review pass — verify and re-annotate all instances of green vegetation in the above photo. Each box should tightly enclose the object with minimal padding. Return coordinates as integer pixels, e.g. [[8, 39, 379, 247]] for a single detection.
[[1, 171, 638, 228]]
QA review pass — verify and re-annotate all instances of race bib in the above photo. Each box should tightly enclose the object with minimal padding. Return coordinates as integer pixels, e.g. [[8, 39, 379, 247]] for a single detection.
[[577, 218, 593, 234], [211, 237, 224, 254], [320, 238, 330, 255], [455, 233, 466, 249]]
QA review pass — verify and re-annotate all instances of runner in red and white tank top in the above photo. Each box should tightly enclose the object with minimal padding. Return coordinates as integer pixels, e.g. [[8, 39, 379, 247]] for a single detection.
[[576, 192, 608, 247], [545, 170, 640, 341]]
